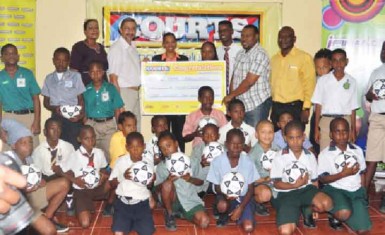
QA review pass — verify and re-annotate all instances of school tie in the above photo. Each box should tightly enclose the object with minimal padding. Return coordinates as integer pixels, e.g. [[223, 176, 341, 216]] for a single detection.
[[224, 47, 230, 95], [82, 152, 95, 167], [48, 148, 58, 164]]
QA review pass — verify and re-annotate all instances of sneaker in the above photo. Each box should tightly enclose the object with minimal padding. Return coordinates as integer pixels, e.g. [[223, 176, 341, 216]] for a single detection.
[[380, 197, 385, 214], [328, 217, 343, 230], [216, 213, 229, 227], [213, 205, 219, 220], [51, 220, 69, 233], [254, 202, 270, 216], [164, 211, 177, 231], [66, 193, 75, 216], [302, 206, 316, 229], [102, 204, 114, 217]]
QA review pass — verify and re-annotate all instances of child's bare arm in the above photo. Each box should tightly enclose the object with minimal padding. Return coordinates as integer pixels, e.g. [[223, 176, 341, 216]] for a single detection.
[[319, 163, 359, 184]]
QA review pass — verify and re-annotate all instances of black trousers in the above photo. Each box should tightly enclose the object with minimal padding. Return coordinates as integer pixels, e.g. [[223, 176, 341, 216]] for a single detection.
[[270, 100, 303, 132], [165, 115, 186, 152]]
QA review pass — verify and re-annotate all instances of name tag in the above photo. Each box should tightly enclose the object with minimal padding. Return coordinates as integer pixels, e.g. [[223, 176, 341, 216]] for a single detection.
[[17, 78, 26, 87], [288, 65, 298, 69], [101, 91, 109, 102], [64, 80, 73, 88]]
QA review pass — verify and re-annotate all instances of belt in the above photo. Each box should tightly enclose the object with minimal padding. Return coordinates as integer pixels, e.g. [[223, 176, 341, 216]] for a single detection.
[[378, 113, 385, 115], [273, 100, 303, 106], [117, 195, 144, 205], [127, 86, 140, 91], [89, 117, 113, 122], [322, 114, 346, 118], [5, 109, 34, 114]]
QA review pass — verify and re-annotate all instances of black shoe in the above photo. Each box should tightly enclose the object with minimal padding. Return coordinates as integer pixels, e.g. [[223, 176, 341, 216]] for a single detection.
[[380, 197, 385, 214], [216, 213, 229, 227], [165, 211, 177, 231], [51, 219, 69, 233], [328, 217, 343, 230], [254, 202, 270, 216], [102, 203, 114, 217], [303, 214, 316, 229]]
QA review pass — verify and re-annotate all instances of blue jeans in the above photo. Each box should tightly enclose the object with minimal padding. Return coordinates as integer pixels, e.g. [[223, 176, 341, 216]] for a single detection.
[[244, 97, 272, 128]]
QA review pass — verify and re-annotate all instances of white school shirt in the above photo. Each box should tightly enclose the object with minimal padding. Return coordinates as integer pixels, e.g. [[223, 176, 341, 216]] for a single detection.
[[270, 148, 318, 193], [61, 146, 107, 189], [218, 121, 257, 147], [318, 143, 366, 192], [311, 72, 359, 115], [32, 139, 75, 177], [365, 64, 385, 113], [109, 154, 151, 200], [217, 43, 242, 80], [108, 37, 141, 87]]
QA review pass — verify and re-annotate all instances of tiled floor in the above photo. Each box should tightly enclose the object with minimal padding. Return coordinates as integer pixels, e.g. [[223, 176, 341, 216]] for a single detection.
[[25, 189, 385, 235]]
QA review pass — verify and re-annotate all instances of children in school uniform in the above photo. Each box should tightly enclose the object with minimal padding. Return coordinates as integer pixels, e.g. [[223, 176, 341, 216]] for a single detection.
[[312, 49, 359, 151], [109, 132, 155, 235], [318, 117, 371, 233], [207, 128, 260, 233], [183, 86, 227, 148], [218, 99, 257, 152], [83, 61, 124, 162], [270, 120, 333, 235]]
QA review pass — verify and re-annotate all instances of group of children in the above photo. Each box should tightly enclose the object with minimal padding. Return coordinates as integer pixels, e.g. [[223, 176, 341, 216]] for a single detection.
[[0, 40, 377, 235]]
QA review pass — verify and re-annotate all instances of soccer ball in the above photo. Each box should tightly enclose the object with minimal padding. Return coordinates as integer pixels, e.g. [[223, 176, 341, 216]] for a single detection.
[[21, 164, 42, 190], [198, 116, 218, 131], [166, 152, 192, 177], [81, 166, 100, 189], [260, 150, 277, 171], [334, 152, 358, 172], [130, 161, 154, 186], [282, 161, 308, 184], [202, 142, 224, 162], [220, 172, 245, 198], [238, 127, 251, 145], [60, 105, 81, 119], [373, 79, 385, 99]]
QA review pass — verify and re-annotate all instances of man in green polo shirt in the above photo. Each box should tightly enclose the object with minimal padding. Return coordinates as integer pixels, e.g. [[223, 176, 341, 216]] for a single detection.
[[0, 43, 41, 149]]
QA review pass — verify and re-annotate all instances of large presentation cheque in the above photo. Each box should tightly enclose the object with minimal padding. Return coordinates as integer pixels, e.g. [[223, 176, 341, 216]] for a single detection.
[[141, 61, 226, 115]]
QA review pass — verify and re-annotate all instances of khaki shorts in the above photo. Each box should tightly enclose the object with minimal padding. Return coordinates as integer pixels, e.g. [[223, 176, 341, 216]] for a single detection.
[[366, 113, 385, 162], [27, 186, 48, 222]]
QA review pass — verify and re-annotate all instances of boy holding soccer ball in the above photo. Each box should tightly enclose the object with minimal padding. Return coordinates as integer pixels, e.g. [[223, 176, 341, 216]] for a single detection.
[[146, 115, 169, 167], [207, 128, 259, 233], [249, 120, 280, 216], [109, 132, 155, 235], [270, 120, 332, 235], [318, 118, 371, 233], [61, 125, 110, 228], [155, 131, 209, 231], [1, 118, 69, 233]]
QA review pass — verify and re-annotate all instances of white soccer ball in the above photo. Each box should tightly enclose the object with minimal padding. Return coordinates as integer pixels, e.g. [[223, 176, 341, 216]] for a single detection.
[[282, 161, 308, 184], [334, 152, 358, 172], [260, 150, 277, 171], [198, 116, 218, 131], [60, 105, 82, 119], [220, 172, 245, 198], [130, 161, 154, 186], [373, 79, 385, 99], [238, 127, 251, 145], [166, 152, 192, 177], [202, 142, 224, 163], [21, 164, 42, 190], [81, 166, 100, 189]]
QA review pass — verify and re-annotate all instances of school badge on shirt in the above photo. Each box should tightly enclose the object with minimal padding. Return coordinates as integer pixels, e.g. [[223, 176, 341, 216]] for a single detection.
[[17, 77, 26, 87], [101, 91, 110, 102], [343, 79, 350, 90]]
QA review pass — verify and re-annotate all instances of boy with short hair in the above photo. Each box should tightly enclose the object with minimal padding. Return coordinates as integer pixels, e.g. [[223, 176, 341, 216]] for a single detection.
[[318, 118, 371, 234], [0, 119, 69, 234], [312, 48, 359, 151], [183, 86, 227, 147], [61, 125, 110, 228], [0, 43, 41, 149], [155, 131, 209, 231], [249, 120, 280, 216], [218, 99, 257, 152], [146, 115, 169, 167], [84, 61, 124, 162], [109, 132, 155, 235], [270, 120, 333, 235], [41, 47, 85, 149], [274, 112, 314, 153], [109, 111, 137, 169], [207, 128, 260, 233]]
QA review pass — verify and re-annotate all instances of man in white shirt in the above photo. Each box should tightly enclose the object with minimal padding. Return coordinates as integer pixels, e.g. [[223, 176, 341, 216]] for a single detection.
[[216, 20, 242, 95], [108, 18, 141, 131]]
